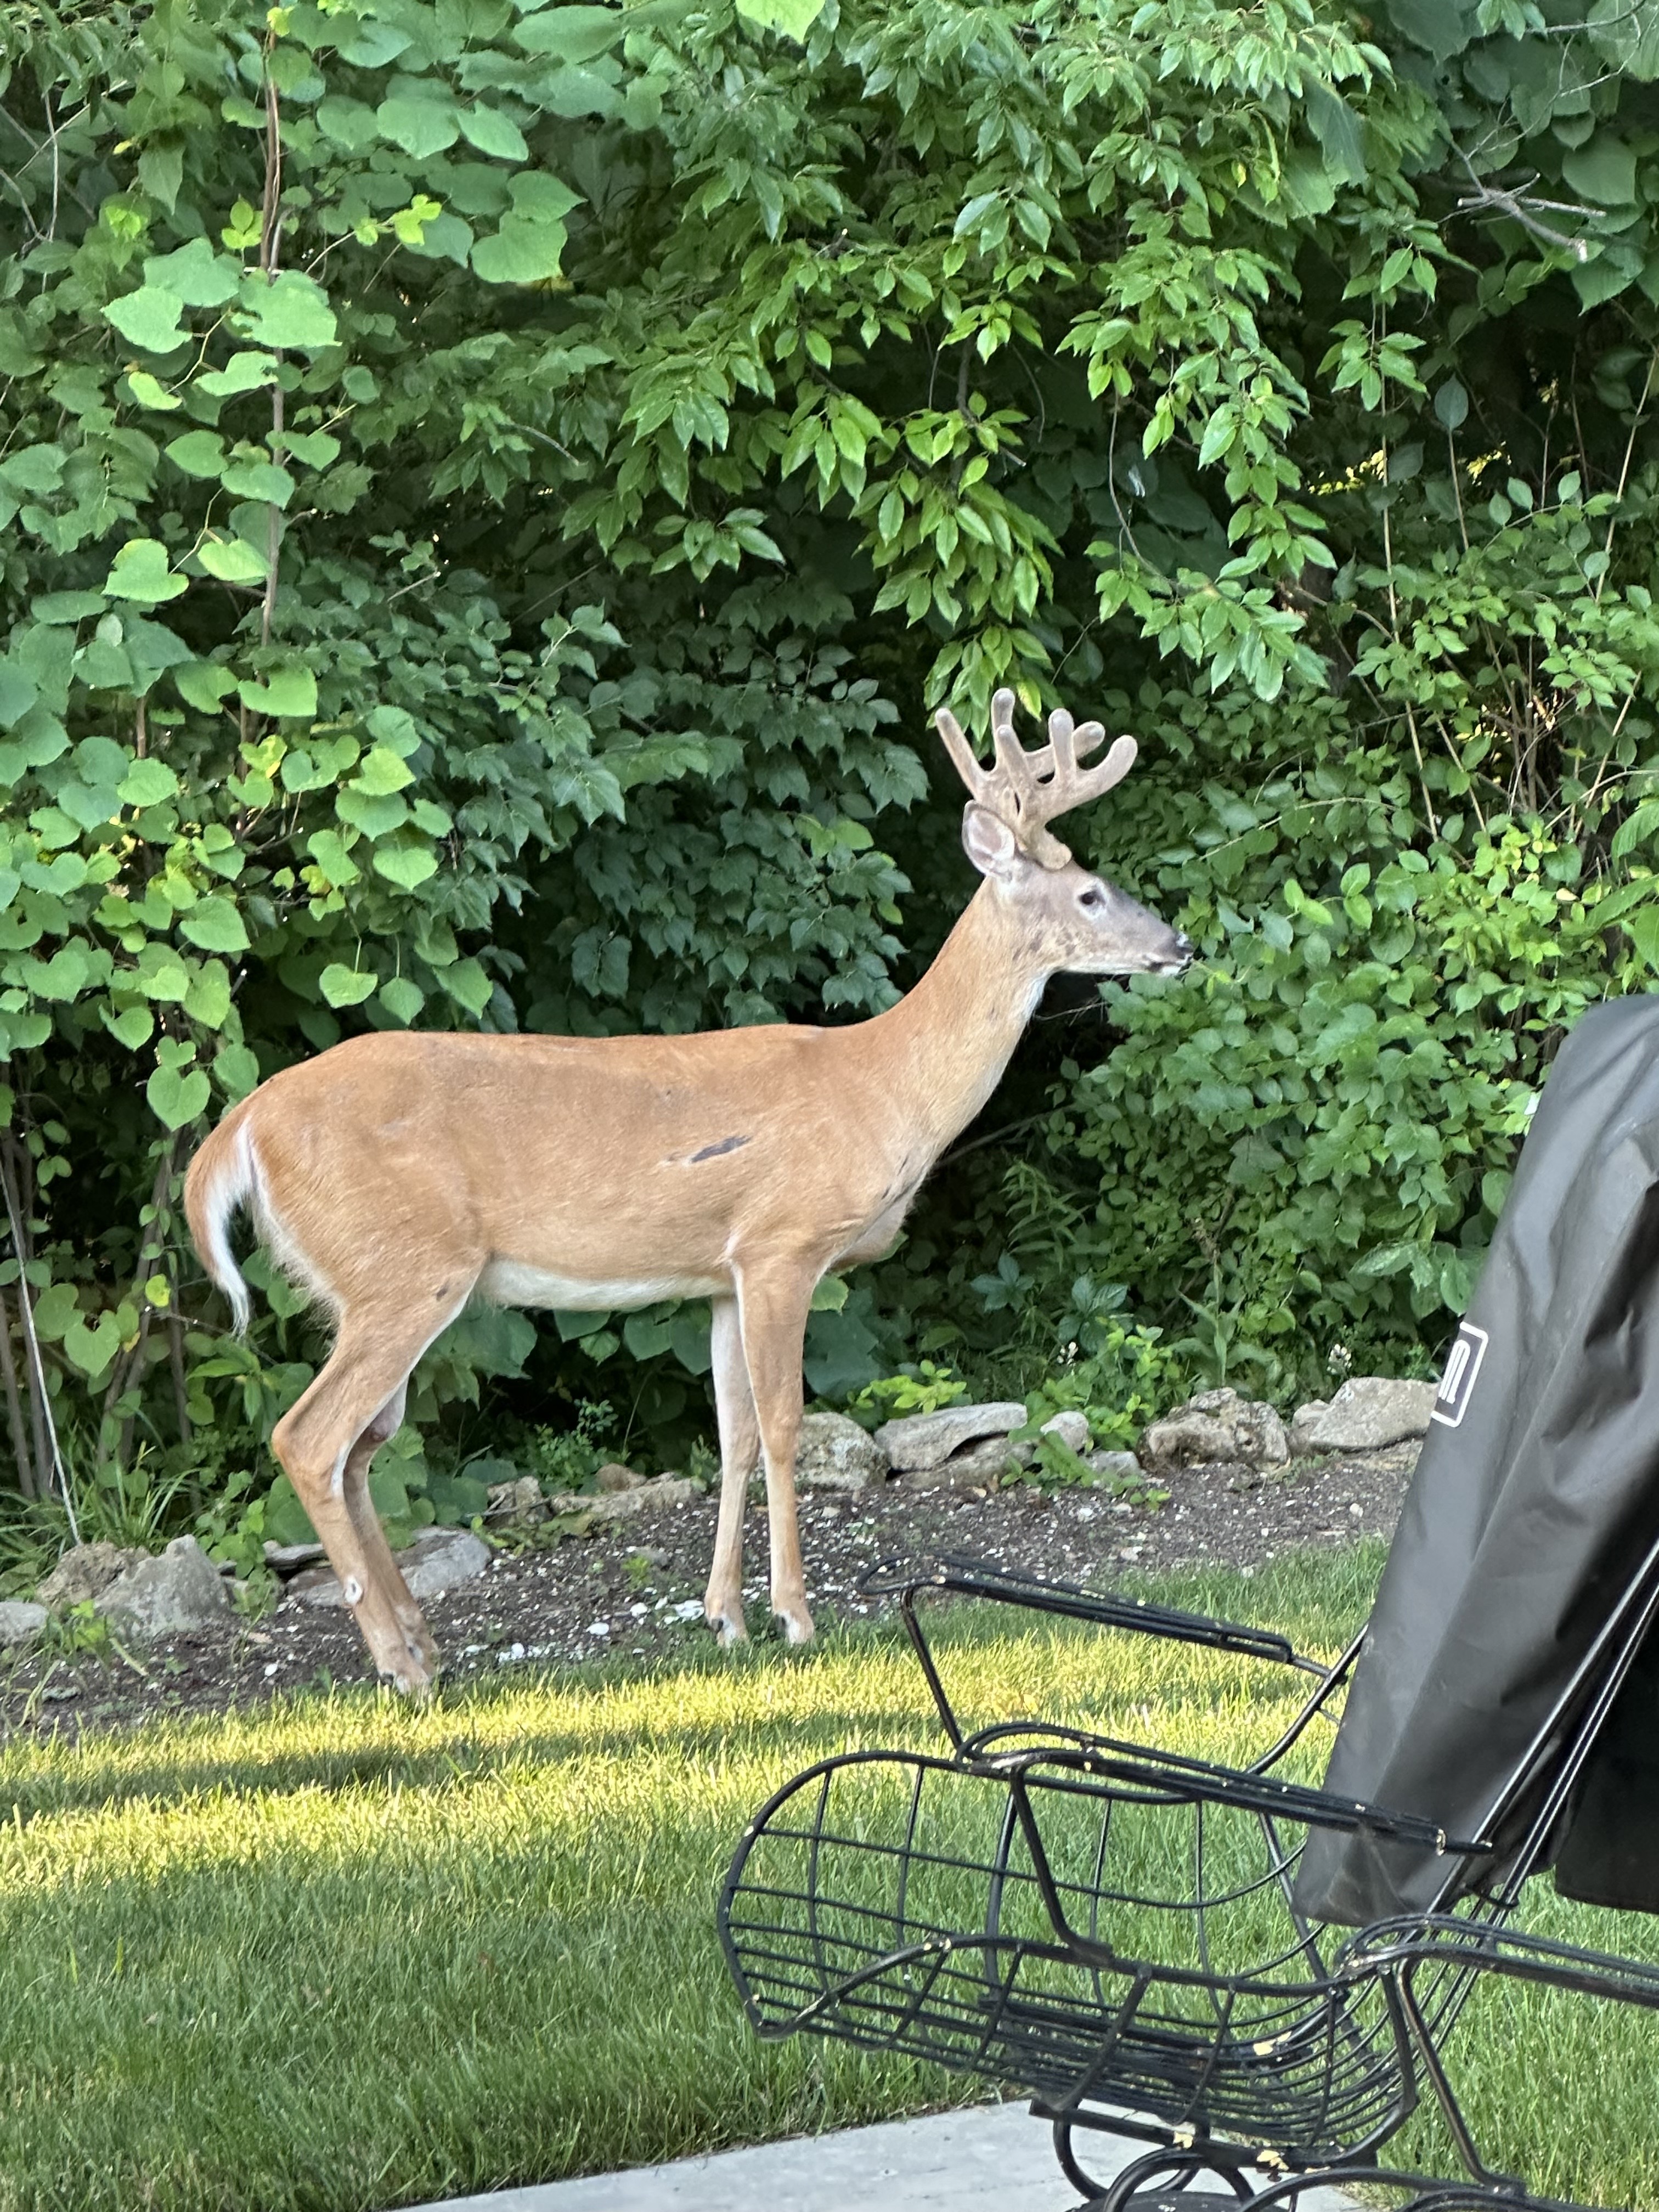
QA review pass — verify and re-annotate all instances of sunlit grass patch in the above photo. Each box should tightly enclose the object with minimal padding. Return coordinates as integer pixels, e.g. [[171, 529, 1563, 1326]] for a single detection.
[[0, 1545, 1655, 2211]]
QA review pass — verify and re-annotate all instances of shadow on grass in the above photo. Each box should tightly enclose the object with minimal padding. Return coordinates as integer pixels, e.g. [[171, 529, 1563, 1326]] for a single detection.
[[0, 1547, 1388, 1825]]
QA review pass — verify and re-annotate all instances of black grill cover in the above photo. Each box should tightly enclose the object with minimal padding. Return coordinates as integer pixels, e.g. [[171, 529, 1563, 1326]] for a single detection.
[[1294, 997, 1659, 1927]]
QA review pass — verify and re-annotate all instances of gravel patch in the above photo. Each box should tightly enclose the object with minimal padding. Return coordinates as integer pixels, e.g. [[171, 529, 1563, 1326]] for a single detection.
[[0, 1445, 1415, 1740]]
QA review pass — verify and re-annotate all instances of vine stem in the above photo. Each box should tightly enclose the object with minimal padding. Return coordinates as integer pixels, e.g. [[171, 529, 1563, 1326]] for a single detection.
[[0, 1143, 78, 1542], [1379, 415, 1439, 840], [1599, 345, 1658, 599], [0, 1285, 35, 1498], [259, 52, 284, 650]]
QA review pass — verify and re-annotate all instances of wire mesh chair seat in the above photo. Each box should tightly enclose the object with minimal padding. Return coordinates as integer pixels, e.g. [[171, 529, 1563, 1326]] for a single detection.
[[719, 1555, 1659, 2210]]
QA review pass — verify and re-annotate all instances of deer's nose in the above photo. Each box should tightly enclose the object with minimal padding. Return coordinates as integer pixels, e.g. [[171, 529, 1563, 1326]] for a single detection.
[[1170, 932, 1195, 972]]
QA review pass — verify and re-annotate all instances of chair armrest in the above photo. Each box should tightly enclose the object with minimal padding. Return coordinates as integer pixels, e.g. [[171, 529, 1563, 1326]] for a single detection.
[[863, 1552, 1316, 1666], [862, 1551, 1345, 1752], [1345, 1913, 1659, 2011]]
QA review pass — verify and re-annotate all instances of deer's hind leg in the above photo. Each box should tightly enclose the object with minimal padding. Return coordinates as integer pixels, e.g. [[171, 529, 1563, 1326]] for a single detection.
[[337, 1380, 439, 1683], [272, 1284, 473, 1695]]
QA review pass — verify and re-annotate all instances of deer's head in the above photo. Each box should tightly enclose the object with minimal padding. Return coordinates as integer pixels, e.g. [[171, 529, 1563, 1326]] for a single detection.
[[938, 688, 1192, 979]]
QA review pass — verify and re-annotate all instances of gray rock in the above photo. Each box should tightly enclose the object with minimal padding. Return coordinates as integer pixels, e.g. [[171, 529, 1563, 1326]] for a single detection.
[[1139, 1388, 1289, 1472], [263, 1541, 325, 1574], [402, 1528, 492, 1601], [99, 1536, 232, 1640], [0, 1599, 46, 1646], [1039, 1410, 1092, 1457], [795, 1411, 888, 1493], [1295, 1376, 1437, 1453], [545, 1475, 698, 1523], [290, 1527, 495, 1610], [1086, 1449, 1146, 1486], [1288, 1400, 1329, 1456], [874, 1401, 1026, 1472], [486, 1475, 544, 1521], [37, 1540, 145, 1611], [900, 1434, 1029, 1492], [594, 1462, 644, 1493]]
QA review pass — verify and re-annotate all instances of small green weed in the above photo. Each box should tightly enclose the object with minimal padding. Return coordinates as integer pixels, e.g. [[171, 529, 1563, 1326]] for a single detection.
[[845, 1362, 968, 1429], [526, 1399, 617, 1493]]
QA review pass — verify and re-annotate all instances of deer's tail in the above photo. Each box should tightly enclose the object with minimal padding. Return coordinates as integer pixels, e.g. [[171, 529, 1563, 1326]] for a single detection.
[[183, 1104, 258, 1336]]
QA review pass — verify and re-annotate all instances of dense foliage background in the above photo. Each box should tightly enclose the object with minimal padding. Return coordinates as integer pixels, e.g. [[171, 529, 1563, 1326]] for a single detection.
[[2, 0, 1658, 1559]]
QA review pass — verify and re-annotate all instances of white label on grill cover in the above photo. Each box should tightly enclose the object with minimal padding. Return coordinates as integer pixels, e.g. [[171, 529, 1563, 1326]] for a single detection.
[[1431, 1322, 1489, 1429]]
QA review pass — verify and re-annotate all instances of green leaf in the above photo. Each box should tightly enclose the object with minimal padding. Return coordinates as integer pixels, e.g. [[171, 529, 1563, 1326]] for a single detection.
[[119, 758, 180, 807], [511, 7, 627, 60], [1, 445, 63, 498], [353, 743, 416, 795], [457, 103, 529, 160], [1627, 906, 1659, 970], [30, 589, 100, 623], [1434, 377, 1469, 431], [316, 96, 381, 148], [280, 429, 342, 469], [143, 238, 242, 308], [104, 1003, 155, 1049], [126, 370, 182, 412], [1562, 136, 1639, 208], [376, 93, 460, 158], [379, 975, 425, 1024], [236, 272, 338, 353], [32, 944, 89, 1000], [471, 215, 569, 284], [103, 286, 185, 354], [165, 430, 228, 478], [62, 1313, 121, 1379], [373, 841, 439, 890], [238, 665, 317, 719], [179, 896, 250, 955], [174, 660, 238, 712], [146, 1061, 211, 1130], [319, 963, 379, 1008], [196, 351, 279, 396], [221, 458, 295, 506], [0, 665, 38, 730], [736, 0, 827, 34], [214, 1042, 261, 1102], [1306, 83, 1367, 184], [198, 537, 268, 584], [442, 957, 492, 1015], [103, 539, 189, 606]]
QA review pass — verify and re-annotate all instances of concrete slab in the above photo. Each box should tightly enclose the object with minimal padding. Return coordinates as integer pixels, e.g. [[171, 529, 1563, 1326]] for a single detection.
[[407, 2101, 1363, 2212]]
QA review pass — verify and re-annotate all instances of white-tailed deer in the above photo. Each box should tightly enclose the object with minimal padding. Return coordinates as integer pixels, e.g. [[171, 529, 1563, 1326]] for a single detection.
[[185, 690, 1189, 1693]]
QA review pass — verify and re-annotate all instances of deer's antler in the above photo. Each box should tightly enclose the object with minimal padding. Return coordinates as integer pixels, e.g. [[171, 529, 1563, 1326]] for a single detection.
[[936, 686, 1138, 870]]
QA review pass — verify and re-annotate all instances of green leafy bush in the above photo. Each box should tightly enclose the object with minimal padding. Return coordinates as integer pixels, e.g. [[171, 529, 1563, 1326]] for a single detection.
[[0, 0, 1657, 1529]]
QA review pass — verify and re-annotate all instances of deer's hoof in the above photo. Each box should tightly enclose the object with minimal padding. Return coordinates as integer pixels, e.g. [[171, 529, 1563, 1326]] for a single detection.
[[707, 1602, 748, 1647], [776, 1605, 815, 1648], [381, 1660, 436, 1701]]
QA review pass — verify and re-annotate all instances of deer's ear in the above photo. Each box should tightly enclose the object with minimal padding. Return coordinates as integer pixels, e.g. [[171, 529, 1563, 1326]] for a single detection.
[[962, 801, 1020, 880]]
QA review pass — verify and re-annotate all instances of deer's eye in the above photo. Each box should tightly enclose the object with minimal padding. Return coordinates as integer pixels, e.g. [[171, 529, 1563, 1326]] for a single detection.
[[1079, 885, 1105, 911]]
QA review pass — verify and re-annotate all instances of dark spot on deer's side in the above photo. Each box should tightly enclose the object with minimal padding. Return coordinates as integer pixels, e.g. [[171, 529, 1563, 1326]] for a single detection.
[[689, 1134, 752, 1164], [435, 1283, 450, 1301]]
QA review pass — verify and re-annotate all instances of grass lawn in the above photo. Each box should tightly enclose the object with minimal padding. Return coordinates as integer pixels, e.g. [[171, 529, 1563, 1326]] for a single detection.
[[1, 1543, 1656, 2212]]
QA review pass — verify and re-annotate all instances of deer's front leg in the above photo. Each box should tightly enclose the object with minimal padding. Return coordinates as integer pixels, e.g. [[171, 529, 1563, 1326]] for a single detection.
[[733, 1262, 816, 1646], [705, 1293, 759, 1645]]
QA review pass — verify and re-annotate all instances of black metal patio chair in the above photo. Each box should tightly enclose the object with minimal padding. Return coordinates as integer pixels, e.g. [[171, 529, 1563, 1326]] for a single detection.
[[719, 1549, 1659, 2210], [719, 997, 1659, 2208]]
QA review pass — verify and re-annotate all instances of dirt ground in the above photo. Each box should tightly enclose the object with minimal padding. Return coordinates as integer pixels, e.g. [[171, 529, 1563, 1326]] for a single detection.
[[1, 1444, 1417, 1739]]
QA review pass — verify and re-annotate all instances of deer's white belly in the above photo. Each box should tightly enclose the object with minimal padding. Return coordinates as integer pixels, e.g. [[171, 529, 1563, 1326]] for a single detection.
[[477, 1260, 727, 1310]]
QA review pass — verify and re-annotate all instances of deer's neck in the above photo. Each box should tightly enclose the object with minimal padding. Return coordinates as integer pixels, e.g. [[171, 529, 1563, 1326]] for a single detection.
[[854, 882, 1048, 1159]]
